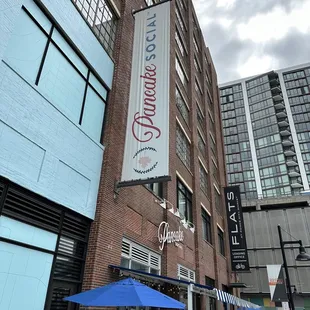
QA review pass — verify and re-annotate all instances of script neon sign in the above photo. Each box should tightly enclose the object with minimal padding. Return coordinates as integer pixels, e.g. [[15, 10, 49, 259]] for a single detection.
[[158, 221, 184, 251]]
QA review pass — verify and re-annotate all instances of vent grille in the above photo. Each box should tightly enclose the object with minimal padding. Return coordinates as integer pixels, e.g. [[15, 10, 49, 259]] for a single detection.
[[54, 256, 83, 281], [179, 266, 188, 277], [62, 213, 89, 241], [131, 246, 149, 264], [3, 188, 61, 231], [50, 287, 71, 310], [0, 182, 5, 201], [0, 182, 90, 243], [150, 254, 160, 269], [122, 240, 130, 256], [178, 265, 195, 282], [121, 239, 161, 272], [58, 236, 85, 259], [189, 270, 195, 281]]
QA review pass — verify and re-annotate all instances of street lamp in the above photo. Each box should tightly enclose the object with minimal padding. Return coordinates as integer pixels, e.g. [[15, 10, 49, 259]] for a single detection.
[[277, 225, 310, 310]]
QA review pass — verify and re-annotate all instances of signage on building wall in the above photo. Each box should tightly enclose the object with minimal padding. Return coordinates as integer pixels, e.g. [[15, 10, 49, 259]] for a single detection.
[[158, 221, 184, 251], [267, 265, 288, 302], [120, 1, 171, 185], [191, 285, 217, 298], [224, 186, 250, 271]]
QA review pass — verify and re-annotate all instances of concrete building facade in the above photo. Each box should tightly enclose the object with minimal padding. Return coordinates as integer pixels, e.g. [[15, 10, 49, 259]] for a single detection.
[[220, 63, 310, 310]]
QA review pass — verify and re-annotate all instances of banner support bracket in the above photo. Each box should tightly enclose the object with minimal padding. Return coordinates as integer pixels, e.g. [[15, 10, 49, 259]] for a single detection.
[[132, 0, 172, 16]]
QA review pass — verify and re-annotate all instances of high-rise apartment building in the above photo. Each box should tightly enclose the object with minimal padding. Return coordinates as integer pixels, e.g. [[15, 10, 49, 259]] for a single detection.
[[220, 64, 310, 200], [220, 63, 310, 309]]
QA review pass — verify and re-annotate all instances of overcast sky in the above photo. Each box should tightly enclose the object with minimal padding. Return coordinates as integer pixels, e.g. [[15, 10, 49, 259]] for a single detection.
[[193, 0, 310, 84]]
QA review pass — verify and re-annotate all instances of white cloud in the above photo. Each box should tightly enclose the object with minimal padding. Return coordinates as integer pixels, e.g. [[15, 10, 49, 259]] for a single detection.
[[193, 0, 310, 82], [199, 16, 213, 28], [238, 55, 279, 78], [193, 0, 213, 15], [218, 17, 233, 28], [216, 0, 236, 9], [237, 1, 310, 43]]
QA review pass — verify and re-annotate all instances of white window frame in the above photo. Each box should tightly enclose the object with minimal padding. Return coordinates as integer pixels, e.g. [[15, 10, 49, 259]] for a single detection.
[[121, 238, 161, 275], [177, 264, 195, 282]]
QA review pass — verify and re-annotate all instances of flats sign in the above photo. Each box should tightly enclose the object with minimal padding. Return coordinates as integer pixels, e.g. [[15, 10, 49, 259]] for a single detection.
[[224, 186, 250, 271]]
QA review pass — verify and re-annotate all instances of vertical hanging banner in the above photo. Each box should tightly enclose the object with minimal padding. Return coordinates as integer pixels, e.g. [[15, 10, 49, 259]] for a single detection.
[[266, 265, 288, 302], [224, 186, 250, 271], [120, 1, 171, 185]]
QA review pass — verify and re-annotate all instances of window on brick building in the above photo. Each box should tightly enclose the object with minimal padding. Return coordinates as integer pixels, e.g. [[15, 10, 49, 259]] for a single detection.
[[199, 164, 208, 195], [175, 31, 186, 56], [145, 182, 163, 198], [208, 92, 214, 116], [176, 87, 189, 124], [178, 264, 195, 281], [194, 57, 201, 72], [212, 159, 220, 183], [202, 208, 212, 243], [177, 0, 186, 11], [218, 227, 225, 256], [121, 239, 161, 274], [210, 134, 217, 158], [209, 115, 216, 136], [193, 35, 199, 53], [72, 0, 117, 57], [195, 79, 203, 96], [206, 276, 217, 310], [206, 68, 211, 87], [175, 6, 185, 32], [205, 276, 215, 287], [222, 285, 229, 310], [214, 186, 222, 214], [198, 130, 206, 155], [197, 103, 205, 130], [176, 124, 191, 168], [177, 179, 193, 222], [176, 56, 186, 85]]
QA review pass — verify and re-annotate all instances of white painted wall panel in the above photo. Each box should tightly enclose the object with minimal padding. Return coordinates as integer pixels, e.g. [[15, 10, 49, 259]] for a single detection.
[[0, 0, 113, 219], [0, 63, 104, 219], [0, 121, 45, 182]]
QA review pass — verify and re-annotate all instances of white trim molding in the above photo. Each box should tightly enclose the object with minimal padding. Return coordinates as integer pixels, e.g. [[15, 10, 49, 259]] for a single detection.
[[176, 171, 193, 193], [241, 80, 263, 196], [217, 223, 224, 232]]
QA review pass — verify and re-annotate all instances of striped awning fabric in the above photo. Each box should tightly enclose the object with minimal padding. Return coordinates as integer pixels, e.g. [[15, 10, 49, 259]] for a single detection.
[[214, 289, 260, 309]]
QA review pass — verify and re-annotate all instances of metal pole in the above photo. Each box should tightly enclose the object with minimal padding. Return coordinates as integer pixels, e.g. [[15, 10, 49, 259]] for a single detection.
[[206, 296, 210, 310], [187, 284, 193, 310], [278, 225, 295, 310]]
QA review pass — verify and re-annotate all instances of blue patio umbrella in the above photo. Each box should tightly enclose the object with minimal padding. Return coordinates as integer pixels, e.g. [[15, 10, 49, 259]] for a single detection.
[[64, 277, 185, 308]]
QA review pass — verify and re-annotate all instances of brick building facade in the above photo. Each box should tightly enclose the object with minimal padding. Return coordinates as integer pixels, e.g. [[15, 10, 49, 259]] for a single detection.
[[83, 0, 235, 309], [0, 0, 236, 309]]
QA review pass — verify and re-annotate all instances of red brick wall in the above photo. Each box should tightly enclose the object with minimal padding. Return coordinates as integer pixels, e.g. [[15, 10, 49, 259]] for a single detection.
[[82, 0, 233, 308]]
